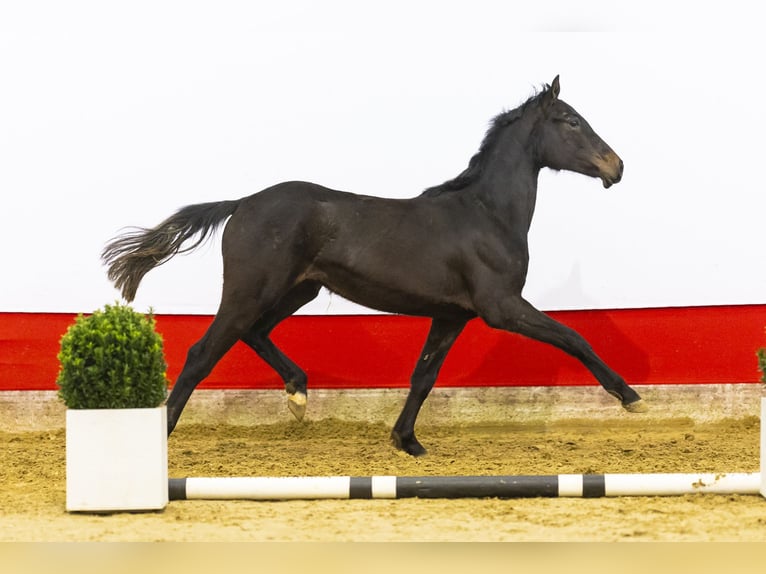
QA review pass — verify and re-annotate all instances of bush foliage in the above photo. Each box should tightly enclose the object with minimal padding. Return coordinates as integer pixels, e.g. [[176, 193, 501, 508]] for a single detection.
[[758, 348, 766, 385], [56, 303, 168, 409]]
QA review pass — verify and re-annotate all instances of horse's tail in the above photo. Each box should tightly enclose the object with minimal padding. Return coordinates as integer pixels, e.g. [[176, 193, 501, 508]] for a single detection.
[[102, 199, 242, 302]]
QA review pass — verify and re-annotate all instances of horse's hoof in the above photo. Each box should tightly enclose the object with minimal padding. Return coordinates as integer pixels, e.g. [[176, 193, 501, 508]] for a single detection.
[[623, 399, 648, 413], [406, 443, 428, 457], [287, 392, 307, 421], [391, 431, 427, 457]]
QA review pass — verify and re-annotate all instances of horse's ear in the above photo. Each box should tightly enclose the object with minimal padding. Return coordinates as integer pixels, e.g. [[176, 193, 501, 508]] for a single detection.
[[542, 75, 560, 108], [551, 75, 560, 99]]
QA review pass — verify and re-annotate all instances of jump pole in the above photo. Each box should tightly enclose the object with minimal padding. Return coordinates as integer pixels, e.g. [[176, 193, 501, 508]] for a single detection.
[[168, 396, 766, 501], [168, 472, 760, 500]]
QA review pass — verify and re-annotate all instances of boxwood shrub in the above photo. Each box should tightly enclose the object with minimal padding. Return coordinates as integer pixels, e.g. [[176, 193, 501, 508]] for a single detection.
[[56, 303, 168, 409]]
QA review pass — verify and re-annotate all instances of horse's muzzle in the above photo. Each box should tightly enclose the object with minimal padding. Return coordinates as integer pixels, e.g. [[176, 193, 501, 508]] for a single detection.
[[600, 157, 624, 189]]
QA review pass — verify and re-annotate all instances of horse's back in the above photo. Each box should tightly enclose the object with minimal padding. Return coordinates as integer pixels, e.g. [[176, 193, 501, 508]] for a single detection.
[[223, 180, 398, 264], [231, 180, 424, 236], [222, 180, 474, 316]]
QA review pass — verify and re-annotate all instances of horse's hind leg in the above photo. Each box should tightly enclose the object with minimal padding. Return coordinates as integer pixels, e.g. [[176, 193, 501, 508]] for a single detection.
[[391, 317, 467, 456], [240, 281, 321, 421], [480, 295, 647, 412], [167, 304, 265, 435], [166, 271, 302, 434]]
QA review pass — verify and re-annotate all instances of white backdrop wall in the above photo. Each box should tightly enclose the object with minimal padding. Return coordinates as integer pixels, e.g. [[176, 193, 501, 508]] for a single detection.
[[2, 1, 764, 314]]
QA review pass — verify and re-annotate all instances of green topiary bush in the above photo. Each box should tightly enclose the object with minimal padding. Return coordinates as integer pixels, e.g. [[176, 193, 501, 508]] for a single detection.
[[758, 347, 766, 385], [57, 303, 169, 409]]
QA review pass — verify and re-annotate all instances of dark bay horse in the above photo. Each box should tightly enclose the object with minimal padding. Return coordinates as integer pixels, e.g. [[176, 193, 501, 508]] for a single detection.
[[103, 76, 647, 456]]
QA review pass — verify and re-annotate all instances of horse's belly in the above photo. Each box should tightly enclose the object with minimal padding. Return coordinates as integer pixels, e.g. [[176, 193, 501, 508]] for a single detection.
[[306, 262, 473, 318]]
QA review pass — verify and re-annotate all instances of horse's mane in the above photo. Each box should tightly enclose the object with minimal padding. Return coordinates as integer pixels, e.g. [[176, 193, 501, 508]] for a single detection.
[[420, 84, 551, 197]]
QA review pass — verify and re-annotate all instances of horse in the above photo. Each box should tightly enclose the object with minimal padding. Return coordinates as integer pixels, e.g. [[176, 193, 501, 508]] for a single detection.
[[103, 76, 647, 456]]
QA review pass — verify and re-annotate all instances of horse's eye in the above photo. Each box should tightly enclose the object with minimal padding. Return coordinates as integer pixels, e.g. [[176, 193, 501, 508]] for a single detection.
[[567, 118, 580, 128]]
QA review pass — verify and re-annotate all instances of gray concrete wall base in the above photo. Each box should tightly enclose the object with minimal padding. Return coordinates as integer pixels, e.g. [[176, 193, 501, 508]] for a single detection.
[[2, 384, 761, 433]]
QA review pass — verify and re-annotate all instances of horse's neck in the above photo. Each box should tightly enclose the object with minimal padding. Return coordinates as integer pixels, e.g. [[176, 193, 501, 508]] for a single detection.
[[472, 149, 540, 232]]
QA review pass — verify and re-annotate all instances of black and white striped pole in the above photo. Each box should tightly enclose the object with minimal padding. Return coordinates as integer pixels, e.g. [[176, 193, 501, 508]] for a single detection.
[[168, 397, 765, 502], [168, 472, 760, 501]]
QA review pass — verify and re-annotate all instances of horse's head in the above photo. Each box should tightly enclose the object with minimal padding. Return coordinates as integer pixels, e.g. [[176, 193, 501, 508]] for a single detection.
[[534, 76, 623, 188]]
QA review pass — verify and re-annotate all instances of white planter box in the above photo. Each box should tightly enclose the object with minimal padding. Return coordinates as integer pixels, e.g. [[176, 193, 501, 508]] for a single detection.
[[66, 406, 168, 512]]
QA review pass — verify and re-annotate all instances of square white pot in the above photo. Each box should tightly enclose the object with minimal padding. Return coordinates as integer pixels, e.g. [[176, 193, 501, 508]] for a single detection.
[[66, 406, 168, 512]]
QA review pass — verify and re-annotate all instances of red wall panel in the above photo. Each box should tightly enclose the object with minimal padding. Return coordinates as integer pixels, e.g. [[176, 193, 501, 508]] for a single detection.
[[2, 305, 765, 391]]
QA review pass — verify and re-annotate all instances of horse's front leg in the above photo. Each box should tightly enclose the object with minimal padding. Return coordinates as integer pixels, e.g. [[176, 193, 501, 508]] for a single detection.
[[391, 317, 467, 456], [479, 295, 647, 412]]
